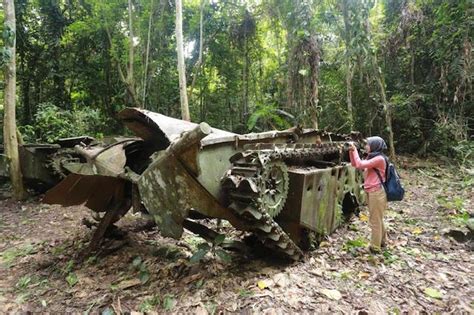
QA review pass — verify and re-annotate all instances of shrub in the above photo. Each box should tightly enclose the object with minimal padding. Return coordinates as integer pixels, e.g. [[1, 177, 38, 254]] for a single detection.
[[20, 103, 107, 143]]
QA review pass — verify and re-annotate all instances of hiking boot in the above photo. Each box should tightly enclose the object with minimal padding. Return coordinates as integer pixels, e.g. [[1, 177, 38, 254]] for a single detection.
[[369, 246, 382, 254]]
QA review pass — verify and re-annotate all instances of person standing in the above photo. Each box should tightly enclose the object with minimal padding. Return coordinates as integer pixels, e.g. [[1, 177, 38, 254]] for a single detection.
[[348, 136, 388, 252]]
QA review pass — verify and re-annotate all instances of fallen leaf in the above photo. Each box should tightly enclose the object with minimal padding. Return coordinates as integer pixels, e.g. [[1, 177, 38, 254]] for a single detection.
[[412, 227, 423, 235], [182, 273, 202, 285], [286, 293, 300, 307], [263, 308, 278, 315], [272, 273, 290, 288], [194, 306, 208, 315], [424, 287, 442, 299], [309, 268, 323, 277], [116, 278, 142, 290], [257, 280, 268, 290], [319, 241, 330, 247], [320, 289, 342, 300], [358, 272, 370, 279], [360, 213, 369, 222]]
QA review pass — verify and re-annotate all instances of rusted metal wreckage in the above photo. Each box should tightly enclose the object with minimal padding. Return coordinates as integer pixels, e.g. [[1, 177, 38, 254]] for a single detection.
[[1, 108, 366, 260]]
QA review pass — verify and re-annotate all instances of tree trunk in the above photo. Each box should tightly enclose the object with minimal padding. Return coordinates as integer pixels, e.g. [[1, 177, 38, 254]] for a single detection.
[[372, 55, 396, 160], [188, 0, 205, 103], [346, 61, 354, 130], [342, 0, 354, 130], [410, 45, 415, 86], [175, 0, 190, 121], [286, 30, 294, 110], [308, 38, 320, 130], [127, 0, 134, 83], [126, 0, 140, 108], [363, 16, 395, 159], [242, 37, 249, 124], [3, 0, 26, 200], [141, 0, 155, 108], [105, 26, 140, 108]]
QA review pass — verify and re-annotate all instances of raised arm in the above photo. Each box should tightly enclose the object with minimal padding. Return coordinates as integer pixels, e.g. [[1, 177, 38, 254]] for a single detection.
[[349, 149, 384, 170]]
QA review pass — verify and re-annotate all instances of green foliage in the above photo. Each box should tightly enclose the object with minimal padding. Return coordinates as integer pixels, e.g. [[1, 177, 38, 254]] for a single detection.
[[247, 103, 292, 131], [1, 243, 36, 267], [343, 237, 368, 250], [382, 250, 399, 265], [20, 103, 106, 143], [437, 195, 470, 226], [0, 47, 12, 67], [162, 294, 176, 311], [139, 295, 161, 312], [65, 272, 78, 287], [2, 22, 15, 46], [4, 0, 472, 161], [131, 256, 150, 284], [189, 242, 211, 264], [452, 140, 474, 167], [138, 294, 175, 312], [16, 275, 32, 290], [189, 234, 232, 264]]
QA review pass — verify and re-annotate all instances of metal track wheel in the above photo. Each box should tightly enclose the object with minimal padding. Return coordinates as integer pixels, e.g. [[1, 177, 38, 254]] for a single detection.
[[257, 161, 289, 218]]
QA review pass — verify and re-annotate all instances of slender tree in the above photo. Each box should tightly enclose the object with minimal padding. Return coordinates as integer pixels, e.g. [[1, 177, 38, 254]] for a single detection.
[[175, 0, 190, 121], [365, 18, 396, 159], [104, 0, 140, 108], [142, 0, 155, 108], [188, 0, 205, 103], [3, 0, 26, 199], [372, 54, 396, 159], [341, 0, 354, 130]]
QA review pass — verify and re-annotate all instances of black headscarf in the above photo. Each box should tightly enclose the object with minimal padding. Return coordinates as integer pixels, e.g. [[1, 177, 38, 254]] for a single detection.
[[366, 136, 387, 159]]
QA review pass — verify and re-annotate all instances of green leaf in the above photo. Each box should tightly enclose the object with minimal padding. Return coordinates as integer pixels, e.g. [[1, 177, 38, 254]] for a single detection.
[[197, 242, 211, 251], [195, 279, 204, 288], [247, 112, 261, 130], [101, 307, 115, 315], [424, 287, 442, 299], [190, 248, 210, 264], [66, 272, 78, 287], [139, 270, 150, 284], [215, 249, 232, 263], [162, 295, 175, 311], [132, 256, 142, 268], [213, 234, 225, 245]]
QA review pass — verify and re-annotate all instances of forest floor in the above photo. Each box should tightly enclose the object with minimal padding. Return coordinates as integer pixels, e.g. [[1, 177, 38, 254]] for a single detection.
[[0, 157, 473, 313]]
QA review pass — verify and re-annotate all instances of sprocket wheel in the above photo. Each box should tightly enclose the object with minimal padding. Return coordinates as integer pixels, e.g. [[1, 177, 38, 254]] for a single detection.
[[257, 160, 289, 218]]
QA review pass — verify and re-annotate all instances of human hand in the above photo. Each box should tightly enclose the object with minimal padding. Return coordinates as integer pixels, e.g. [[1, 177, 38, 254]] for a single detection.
[[347, 142, 356, 152]]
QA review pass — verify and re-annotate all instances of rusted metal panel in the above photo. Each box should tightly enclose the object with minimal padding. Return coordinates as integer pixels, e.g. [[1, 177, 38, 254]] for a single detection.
[[43, 173, 130, 214], [281, 165, 360, 235], [118, 108, 235, 146], [283, 168, 342, 234], [118, 108, 361, 149], [137, 123, 243, 238]]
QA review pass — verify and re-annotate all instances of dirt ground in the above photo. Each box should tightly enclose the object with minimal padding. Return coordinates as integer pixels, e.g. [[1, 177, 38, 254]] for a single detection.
[[0, 158, 473, 313]]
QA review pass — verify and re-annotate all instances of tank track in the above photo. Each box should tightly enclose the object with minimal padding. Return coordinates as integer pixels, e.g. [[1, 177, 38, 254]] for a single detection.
[[223, 142, 345, 260], [48, 149, 80, 178]]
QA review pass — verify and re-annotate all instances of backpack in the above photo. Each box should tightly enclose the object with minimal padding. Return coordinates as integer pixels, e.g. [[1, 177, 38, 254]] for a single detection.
[[374, 156, 405, 202]]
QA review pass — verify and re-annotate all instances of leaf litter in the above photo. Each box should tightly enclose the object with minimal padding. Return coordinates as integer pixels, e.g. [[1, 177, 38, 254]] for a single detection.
[[0, 160, 472, 313]]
